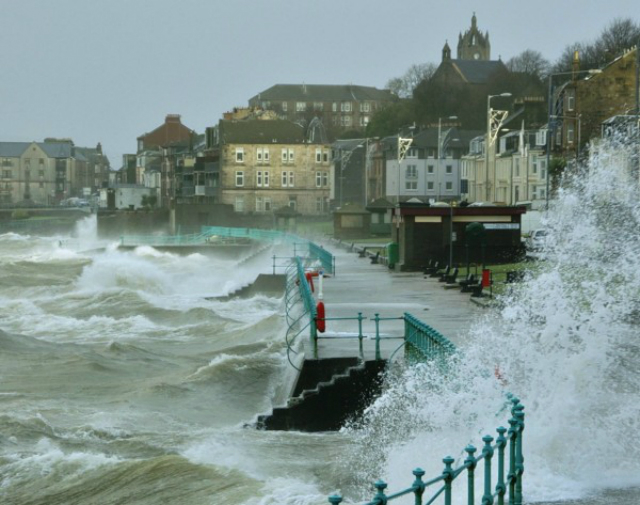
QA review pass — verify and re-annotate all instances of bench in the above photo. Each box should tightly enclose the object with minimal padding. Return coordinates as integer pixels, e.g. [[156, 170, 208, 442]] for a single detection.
[[470, 283, 484, 297], [436, 265, 451, 281], [444, 267, 459, 284], [422, 259, 437, 274], [358, 247, 367, 258], [370, 251, 380, 264], [459, 274, 478, 293]]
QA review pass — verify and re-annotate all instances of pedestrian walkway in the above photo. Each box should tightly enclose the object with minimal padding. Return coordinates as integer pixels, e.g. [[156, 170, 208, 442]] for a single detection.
[[303, 242, 484, 361]]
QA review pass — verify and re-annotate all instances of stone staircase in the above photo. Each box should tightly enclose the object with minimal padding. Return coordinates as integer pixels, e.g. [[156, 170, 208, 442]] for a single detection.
[[257, 358, 387, 432]]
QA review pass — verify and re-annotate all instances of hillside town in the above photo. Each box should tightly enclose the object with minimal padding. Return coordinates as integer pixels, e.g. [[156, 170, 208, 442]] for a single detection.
[[1, 14, 638, 236]]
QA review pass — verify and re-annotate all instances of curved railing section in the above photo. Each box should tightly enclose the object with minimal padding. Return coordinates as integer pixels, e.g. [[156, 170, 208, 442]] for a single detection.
[[403, 312, 457, 363], [330, 398, 525, 505]]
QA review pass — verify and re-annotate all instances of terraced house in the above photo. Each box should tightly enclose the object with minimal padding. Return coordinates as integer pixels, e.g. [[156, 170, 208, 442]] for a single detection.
[[0, 139, 109, 206], [211, 119, 332, 215], [248, 84, 397, 139]]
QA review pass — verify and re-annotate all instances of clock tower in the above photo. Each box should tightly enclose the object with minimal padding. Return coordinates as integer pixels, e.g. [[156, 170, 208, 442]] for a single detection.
[[457, 13, 490, 61]]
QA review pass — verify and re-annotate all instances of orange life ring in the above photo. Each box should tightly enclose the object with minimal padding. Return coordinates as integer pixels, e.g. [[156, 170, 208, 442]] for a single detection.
[[316, 301, 326, 333]]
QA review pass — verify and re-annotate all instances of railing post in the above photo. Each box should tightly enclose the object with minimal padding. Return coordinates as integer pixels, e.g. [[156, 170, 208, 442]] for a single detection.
[[514, 403, 525, 505], [273, 255, 276, 275], [442, 456, 455, 505], [357, 312, 364, 360], [495, 426, 507, 505], [328, 494, 342, 505], [482, 434, 495, 505], [464, 445, 476, 505], [373, 480, 388, 505], [412, 468, 426, 505], [374, 313, 381, 361], [507, 417, 518, 505]]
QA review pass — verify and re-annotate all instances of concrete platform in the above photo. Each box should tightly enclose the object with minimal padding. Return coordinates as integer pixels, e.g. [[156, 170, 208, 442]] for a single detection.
[[303, 241, 484, 362]]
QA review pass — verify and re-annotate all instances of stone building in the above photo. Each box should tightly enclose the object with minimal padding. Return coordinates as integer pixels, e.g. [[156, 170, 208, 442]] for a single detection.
[[0, 139, 109, 206], [247, 84, 397, 139], [210, 119, 332, 216]]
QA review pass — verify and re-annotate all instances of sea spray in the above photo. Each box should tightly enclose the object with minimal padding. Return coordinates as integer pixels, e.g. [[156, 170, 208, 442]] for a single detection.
[[345, 138, 640, 504]]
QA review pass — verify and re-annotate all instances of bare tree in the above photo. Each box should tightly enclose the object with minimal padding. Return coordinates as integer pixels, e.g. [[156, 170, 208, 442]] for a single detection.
[[386, 62, 437, 98], [553, 17, 640, 72], [506, 49, 551, 79]]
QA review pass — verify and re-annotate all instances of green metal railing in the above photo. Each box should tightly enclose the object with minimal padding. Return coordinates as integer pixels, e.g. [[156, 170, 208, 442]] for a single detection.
[[404, 312, 457, 363], [120, 233, 212, 246], [329, 398, 525, 505], [120, 226, 335, 275]]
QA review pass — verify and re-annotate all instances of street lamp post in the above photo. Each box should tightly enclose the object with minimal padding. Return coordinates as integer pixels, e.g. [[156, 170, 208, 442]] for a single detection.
[[545, 69, 602, 211], [485, 93, 512, 202], [438, 115, 457, 202]]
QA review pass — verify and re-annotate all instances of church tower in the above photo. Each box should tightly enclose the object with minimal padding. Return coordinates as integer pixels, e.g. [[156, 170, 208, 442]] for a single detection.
[[457, 13, 491, 61]]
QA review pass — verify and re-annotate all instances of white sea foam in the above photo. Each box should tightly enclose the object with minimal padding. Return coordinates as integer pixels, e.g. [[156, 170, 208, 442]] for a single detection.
[[352, 139, 640, 504]]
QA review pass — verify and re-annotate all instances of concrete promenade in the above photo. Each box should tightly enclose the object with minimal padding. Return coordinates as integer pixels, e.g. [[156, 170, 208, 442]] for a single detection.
[[303, 241, 485, 361]]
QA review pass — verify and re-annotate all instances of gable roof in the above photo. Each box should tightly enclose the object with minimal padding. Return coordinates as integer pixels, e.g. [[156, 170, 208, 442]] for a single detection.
[[445, 59, 507, 84], [0, 142, 29, 157], [0, 141, 74, 159], [250, 84, 395, 103], [219, 119, 306, 145]]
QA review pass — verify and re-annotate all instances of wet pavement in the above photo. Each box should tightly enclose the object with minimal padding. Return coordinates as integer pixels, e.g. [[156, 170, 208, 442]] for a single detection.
[[303, 241, 486, 361]]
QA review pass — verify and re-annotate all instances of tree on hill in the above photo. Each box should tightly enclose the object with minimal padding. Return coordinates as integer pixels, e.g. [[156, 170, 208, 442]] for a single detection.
[[506, 49, 551, 80], [553, 17, 640, 72], [386, 63, 437, 98]]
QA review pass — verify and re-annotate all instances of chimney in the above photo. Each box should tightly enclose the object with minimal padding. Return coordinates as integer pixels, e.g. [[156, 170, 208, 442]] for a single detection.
[[165, 114, 181, 124]]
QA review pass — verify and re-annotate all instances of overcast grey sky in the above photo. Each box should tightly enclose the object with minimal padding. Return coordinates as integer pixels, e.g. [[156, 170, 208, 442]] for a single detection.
[[1, 0, 638, 168]]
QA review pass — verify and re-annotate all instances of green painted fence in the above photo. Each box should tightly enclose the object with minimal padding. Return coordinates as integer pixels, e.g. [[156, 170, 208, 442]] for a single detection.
[[330, 398, 525, 505]]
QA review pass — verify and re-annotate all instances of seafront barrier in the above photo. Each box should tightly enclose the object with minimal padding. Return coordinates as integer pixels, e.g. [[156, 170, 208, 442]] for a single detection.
[[118, 227, 524, 503]]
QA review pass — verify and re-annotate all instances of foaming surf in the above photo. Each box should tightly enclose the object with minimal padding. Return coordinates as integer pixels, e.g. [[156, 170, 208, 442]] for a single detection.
[[345, 138, 640, 504]]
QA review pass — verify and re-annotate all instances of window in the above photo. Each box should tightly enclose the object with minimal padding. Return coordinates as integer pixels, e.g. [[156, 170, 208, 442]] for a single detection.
[[407, 148, 418, 158], [296, 102, 306, 112], [282, 171, 288, 187], [316, 148, 322, 163], [256, 196, 272, 212], [316, 171, 322, 187], [322, 172, 328, 187], [313, 102, 323, 111], [282, 148, 288, 163], [332, 102, 338, 112], [235, 171, 244, 187], [341, 116, 352, 126], [288, 171, 294, 187], [515, 158, 520, 177], [446, 165, 453, 174], [567, 95, 575, 111], [234, 196, 244, 212], [316, 197, 323, 213], [359, 116, 370, 126], [256, 147, 269, 163], [263, 171, 269, 187], [288, 149, 294, 162], [427, 165, 434, 174], [288, 196, 297, 210], [2, 170, 11, 179], [445, 182, 453, 191], [282, 102, 288, 112], [405, 180, 417, 190], [532, 158, 538, 174], [567, 125, 575, 144], [406, 165, 418, 178], [257, 171, 263, 187], [359, 102, 371, 112], [39, 170, 44, 177], [341, 102, 352, 112], [235, 148, 244, 163], [39, 181, 44, 188], [323, 151, 329, 163], [427, 181, 434, 190], [256, 171, 269, 187]]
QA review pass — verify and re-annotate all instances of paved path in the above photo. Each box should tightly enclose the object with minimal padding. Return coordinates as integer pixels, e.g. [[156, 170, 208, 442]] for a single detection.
[[303, 241, 485, 361]]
